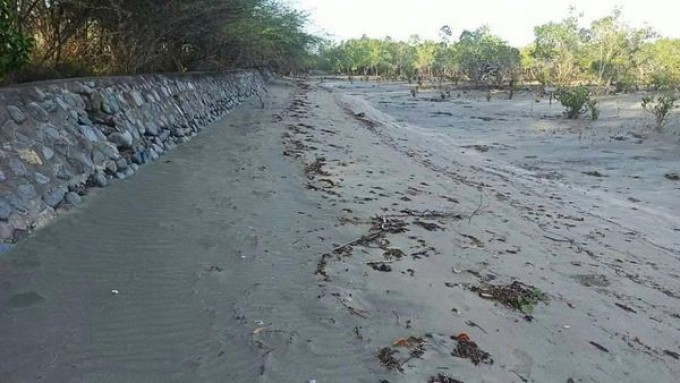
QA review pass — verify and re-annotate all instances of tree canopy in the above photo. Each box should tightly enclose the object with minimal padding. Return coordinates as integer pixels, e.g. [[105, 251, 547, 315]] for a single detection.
[[1, 0, 319, 83], [2, 4, 678, 91], [318, 28, 519, 86], [316, 8, 680, 91]]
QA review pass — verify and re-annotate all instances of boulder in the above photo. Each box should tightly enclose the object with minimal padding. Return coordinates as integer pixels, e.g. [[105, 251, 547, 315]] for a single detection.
[[41, 146, 55, 161], [91, 170, 108, 187], [131, 90, 145, 107], [130, 152, 143, 165], [26, 102, 49, 122], [101, 96, 117, 114], [0, 224, 13, 244], [108, 131, 133, 149], [145, 121, 160, 136], [79, 125, 100, 142], [65, 192, 82, 206], [7, 105, 26, 123], [9, 158, 27, 177], [103, 160, 118, 174], [43, 186, 67, 208], [18, 184, 37, 201], [116, 158, 129, 171], [34, 172, 51, 185], [54, 164, 74, 180], [4, 194, 26, 213]]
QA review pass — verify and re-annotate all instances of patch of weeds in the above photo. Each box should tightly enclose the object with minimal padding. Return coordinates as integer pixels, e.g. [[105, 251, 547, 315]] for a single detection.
[[451, 333, 493, 365], [471, 281, 548, 315], [377, 347, 402, 371], [377, 337, 427, 372], [428, 374, 465, 383]]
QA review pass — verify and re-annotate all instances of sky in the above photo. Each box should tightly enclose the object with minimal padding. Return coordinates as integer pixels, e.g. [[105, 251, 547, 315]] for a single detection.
[[292, 0, 680, 46]]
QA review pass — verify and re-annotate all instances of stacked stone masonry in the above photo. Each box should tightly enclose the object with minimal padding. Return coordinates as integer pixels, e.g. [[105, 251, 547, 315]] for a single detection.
[[0, 70, 266, 245]]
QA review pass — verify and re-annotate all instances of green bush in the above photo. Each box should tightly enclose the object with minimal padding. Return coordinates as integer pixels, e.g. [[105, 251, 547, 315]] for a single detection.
[[555, 86, 600, 120], [641, 93, 678, 131], [0, 2, 33, 81]]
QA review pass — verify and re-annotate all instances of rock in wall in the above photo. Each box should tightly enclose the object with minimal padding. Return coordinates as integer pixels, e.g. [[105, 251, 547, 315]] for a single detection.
[[0, 70, 266, 245]]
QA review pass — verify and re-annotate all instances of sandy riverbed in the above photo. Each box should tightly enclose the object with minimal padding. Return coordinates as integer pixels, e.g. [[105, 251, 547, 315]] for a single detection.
[[1, 79, 678, 382], [287, 79, 680, 382]]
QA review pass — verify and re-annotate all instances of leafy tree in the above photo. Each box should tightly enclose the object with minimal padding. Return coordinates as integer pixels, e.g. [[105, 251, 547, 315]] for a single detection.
[[456, 26, 519, 85], [585, 8, 655, 90], [413, 38, 437, 77], [532, 15, 586, 85], [637, 39, 680, 90]]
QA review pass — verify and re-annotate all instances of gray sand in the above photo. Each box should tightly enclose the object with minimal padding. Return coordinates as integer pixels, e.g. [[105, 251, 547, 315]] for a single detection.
[[1, 80, 678, 382]]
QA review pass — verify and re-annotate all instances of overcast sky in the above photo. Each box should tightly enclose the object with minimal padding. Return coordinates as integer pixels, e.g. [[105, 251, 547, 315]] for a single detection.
[[292, 0, 680, 46]]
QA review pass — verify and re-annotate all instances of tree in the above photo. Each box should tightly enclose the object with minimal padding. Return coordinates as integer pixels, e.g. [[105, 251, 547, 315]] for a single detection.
[[532, 14, 587, 85], [413, 38, 437, 77], [456, 26, 519, 85], [637, 39, 680, 90], [585, 8, 655, 90]]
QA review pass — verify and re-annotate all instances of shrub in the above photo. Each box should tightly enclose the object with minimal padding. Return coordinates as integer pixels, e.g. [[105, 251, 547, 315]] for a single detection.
[[641, 93, 679, 131], [555, 86, 600, 120]]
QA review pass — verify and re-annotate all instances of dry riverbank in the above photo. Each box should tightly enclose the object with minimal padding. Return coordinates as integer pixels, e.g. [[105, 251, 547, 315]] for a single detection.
[[1, 79, 678, 382]]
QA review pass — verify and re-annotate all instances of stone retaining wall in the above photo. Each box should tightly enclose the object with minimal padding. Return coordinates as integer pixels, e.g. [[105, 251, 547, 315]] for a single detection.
[[0, 70, 266, 246]]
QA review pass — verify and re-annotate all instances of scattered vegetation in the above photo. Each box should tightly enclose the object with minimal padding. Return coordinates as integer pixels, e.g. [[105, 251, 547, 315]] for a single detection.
[[641, 93, 679, 131]]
